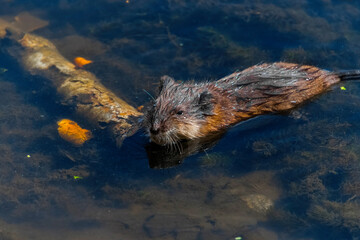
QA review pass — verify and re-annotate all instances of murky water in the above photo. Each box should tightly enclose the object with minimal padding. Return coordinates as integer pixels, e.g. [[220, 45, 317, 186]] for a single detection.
[[0, 0, 360, 239]]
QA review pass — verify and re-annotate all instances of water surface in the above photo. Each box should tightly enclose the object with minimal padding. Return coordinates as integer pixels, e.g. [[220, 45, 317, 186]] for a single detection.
[[0, 0, 359, 239]]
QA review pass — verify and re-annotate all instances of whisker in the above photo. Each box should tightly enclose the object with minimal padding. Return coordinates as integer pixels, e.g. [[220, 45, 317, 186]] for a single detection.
[[173, 134, 182, 154], [143, 89, 155, 101]]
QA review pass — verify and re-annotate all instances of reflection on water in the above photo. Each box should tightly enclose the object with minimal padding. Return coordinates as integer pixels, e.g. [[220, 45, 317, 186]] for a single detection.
[[0, 0, 360, 239]]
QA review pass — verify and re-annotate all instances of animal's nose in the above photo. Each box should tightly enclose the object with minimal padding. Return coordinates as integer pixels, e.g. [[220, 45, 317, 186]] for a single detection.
[[150, 120, 161, 135], [150, 127, 160, 135]]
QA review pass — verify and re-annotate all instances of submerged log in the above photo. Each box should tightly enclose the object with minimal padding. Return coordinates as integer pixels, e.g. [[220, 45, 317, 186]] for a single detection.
[[0, 17, 142, 146]]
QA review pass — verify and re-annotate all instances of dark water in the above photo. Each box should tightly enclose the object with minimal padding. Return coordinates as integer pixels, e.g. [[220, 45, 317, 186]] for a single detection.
[[0, 0, 360, 239]]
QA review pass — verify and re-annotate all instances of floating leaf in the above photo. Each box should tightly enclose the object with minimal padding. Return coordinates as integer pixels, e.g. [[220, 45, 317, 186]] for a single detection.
[[73, 176, 83, 180], [57, 119, 92, 146], [340, 86, 346, 90], [74, 57, 93, 68]]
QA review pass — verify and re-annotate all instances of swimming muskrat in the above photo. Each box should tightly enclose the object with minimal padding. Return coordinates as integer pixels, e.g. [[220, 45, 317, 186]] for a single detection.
[[145, 62, 360, 145]]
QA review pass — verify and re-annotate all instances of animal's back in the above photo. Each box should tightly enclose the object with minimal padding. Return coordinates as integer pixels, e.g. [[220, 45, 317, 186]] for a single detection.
[[217, 62, 341, 119]]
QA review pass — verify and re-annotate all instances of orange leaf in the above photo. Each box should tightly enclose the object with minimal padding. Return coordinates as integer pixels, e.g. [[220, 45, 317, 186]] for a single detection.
[[74, 57, 93, 68], [57, 119, 92, 146]]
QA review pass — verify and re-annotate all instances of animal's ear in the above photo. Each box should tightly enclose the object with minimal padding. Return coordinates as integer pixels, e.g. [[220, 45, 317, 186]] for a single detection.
[[198, 91, 214, 115], [159, 75, 175, 93]]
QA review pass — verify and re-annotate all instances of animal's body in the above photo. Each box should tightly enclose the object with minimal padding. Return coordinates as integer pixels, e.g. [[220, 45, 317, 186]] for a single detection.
[[145, 62, 358, 145]]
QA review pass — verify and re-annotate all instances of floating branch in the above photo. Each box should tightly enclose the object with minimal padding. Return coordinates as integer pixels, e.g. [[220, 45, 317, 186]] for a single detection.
[[0, 16, 142, 146]]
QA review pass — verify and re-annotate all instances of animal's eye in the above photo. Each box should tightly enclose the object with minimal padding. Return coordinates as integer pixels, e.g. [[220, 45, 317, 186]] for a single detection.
[[176, 110, 183, 115]]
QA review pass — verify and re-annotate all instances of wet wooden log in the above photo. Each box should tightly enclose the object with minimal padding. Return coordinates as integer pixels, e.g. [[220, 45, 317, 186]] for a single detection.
[[0, 19, 142, 146]]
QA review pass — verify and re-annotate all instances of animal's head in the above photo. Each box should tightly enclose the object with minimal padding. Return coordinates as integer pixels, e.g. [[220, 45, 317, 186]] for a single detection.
[[145, 76, 214, 145]]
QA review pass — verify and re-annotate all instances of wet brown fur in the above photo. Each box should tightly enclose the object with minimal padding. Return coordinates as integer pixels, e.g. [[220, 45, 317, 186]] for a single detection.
[[146, 62, 344, 145]]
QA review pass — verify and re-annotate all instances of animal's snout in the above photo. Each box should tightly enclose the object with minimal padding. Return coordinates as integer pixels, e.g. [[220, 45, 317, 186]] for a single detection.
[[150, 120, 162, 135], [150, 127, 160, 135]]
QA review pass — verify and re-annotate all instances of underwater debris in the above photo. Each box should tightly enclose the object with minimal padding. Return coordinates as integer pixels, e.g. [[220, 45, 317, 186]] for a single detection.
[[13, 12, 49, 33], [199, 152, 231, 168], [0, 68, 8, 74], [0, 12, 48, 37], [241, 194, 274, 213], [252, 141, 277, 157], [307, 200, 360, 233], [197, 26, 268, 65], [57, 119, 92, 146]]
